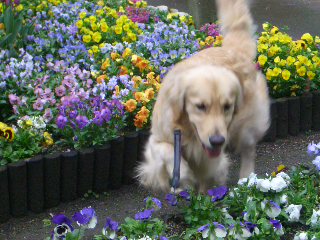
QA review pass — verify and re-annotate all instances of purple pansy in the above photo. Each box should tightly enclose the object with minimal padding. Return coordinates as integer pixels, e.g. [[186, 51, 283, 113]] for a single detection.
[[134, 209, 154, 221], [56, 115, 68, 129], [72, 207, 97, 229], [144, 197, 162, 210], [102, 217, 119, 239], [75, 115, 89, 129], [207, 186, 228, 202], [179, 191, 190, 201], [165, 193, 178, 206]]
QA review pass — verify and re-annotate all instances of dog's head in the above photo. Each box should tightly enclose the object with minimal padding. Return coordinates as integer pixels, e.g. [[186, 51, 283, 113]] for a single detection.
[[166, 65, 242, 158]]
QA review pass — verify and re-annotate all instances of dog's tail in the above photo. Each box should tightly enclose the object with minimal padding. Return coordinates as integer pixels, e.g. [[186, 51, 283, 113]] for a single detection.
[[216, 0, 256, 60]]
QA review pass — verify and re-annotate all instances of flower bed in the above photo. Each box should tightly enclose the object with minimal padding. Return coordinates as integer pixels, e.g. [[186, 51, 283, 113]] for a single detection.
[[42, 143, 319, 239], [0, 0, 320, 226]]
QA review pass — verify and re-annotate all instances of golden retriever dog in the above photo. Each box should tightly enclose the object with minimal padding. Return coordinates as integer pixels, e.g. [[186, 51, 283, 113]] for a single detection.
[[137, 0, 270, 192]]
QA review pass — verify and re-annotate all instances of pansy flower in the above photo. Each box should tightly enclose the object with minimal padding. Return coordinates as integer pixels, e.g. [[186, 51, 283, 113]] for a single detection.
[[207, 186, 228, 202], [72, 207, 97, 229], [102, 217, 119, 239]]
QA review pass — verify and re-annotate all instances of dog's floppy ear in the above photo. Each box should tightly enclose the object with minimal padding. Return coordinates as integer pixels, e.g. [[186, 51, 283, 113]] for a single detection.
[[158, 71, 187, 126]]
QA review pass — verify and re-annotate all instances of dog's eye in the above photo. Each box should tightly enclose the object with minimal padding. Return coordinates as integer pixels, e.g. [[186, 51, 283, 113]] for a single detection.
[[196, 103, 207, 111], [224, 103, 231, 112]]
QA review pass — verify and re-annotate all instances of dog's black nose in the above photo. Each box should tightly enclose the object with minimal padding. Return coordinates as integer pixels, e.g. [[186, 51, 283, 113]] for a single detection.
[[209, 135, 225, 146]]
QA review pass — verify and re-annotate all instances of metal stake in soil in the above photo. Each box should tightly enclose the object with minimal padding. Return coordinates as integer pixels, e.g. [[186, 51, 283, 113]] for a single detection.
[[172, 129, 181, 193]]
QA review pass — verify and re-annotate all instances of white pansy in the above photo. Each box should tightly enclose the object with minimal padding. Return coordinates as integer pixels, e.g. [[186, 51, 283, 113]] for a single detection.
[[138, 236, 152, 240], [265, 201, 282, 218], [310, 209, 320, 227], [270, 176, 288, 192], [247, 173, 258, 187], [285, 204, 302, 222], [294, 232, 308, 240], [238, 177, 248, 185], [256, 178, 271, 192], [280, 194, 288, 205], [276, 172, 291, 184], [222, 208, 233, 220]]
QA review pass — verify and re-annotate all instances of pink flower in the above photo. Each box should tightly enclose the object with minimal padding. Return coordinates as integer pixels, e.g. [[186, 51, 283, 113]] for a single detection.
[[55, 85, 66, 97], [33, 98, 44, 111], [9, 94, 21, 105]]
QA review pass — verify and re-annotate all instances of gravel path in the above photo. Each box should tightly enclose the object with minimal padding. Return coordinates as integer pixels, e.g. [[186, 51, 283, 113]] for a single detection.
[[0, 132, 319, 240]]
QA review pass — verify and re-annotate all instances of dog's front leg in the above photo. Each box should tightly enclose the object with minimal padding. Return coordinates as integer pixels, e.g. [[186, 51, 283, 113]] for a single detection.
[[239, 144, 256, 179], [138, 137, 196, 192]]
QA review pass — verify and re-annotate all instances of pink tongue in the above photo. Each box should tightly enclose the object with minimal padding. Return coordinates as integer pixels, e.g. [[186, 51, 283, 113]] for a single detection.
[[205, 147, 221, 158]]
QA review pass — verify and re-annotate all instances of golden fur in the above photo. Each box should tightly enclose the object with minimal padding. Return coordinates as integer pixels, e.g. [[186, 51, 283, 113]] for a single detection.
[[137, 0, 270, 192]]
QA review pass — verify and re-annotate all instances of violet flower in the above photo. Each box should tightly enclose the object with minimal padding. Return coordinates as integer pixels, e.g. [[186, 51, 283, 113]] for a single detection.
[[102, 217, 119, 239], [72, 207, 97, 229], [51, 214, 74, 240], [134, 209, 154, 221], [179, 191, 190, 201], [207, 186, 228, 202], [56, 115, 68, 129], [165, 193, 178, 206]]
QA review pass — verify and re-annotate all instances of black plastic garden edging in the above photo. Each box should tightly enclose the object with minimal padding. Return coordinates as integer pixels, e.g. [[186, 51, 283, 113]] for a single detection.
[[123, 132, 139, 185], [108, 136, 125, 189], [61, 151, 78, 202], [300, 93, 312, 132], [288, 96, 300, 136], [27, 155, 44, 213], [78, 148, 95, 197], [94, 144, 111, 193]]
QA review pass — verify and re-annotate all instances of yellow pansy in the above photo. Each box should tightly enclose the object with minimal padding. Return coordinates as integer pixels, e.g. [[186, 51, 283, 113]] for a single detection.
[[257, 44, 268, 53], [0, 23, 4, 30], [92, 45, 99, 53], [258, 36, 268, 44], [272, 68, 282, 77], [270, 26, 279, 35], [268, 45, 281, 57], [101, 22, 109, 32], [89, 15, 97, 23], [92, 32, 102, 43], [97, 0, 104, 6], [258, 55, 268, 66], [91, 23, 98, 31], [16, 4, 23, 11], [122, 48, 132, 59], [115, 26, 123, 35], [279, 59, 287, 67], [43, 132, 54, 146], [297, 66, 307, 76], [297, 55, 308, 65], [96, 9, 104, 16], [79, 11, 86, 19], [281, 69, 291, 81], [266, 68, 273, 80], [286, 56, 296, 66], [301, 33, 313, 44], [307, 71, 316, 80], [83, 35, 91, 43], [180, 15, 187, 23], [76, 20, 83, 29], [132, 76, 142, 88], [262, 23, 271, 31], [274, 56, 281, 63], [128, 32, 137, 41]]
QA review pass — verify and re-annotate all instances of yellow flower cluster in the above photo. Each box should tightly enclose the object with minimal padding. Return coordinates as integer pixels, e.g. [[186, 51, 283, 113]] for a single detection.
[[257, 23, 320, 97], [77, 7, 141, 56], [199, 35, 223, 49], [128, 0, 148, 8], [0, 122, 15, 142], [43, 131, 54, 146]]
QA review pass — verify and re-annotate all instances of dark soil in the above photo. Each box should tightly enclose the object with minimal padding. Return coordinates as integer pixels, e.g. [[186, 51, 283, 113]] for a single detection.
[[0, 131, 319, 240]]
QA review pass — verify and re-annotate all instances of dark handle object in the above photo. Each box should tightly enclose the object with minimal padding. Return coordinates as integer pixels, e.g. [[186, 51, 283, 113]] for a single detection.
[[172, 129, 181, 190]]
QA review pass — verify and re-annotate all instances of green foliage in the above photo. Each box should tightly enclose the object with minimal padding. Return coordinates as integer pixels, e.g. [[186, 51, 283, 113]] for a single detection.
[[0, 128, 43, 165], [0, 5, 34, 57], [120, 217, 166, 239]]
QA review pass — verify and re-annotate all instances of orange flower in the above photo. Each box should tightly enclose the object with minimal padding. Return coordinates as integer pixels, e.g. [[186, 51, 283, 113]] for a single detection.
[[120, 66, 128, 75], [146, 72, 156, 85], [134, 117, 144, 128], [138, 106, 150, 118], [122, 48, 132, 59], [124, 99, 137, 112], [145, 88, 154, 100], [97, 75, 107, 84], [114, 85, 120, 96], [101, 58, 111, 71], [134, 92, 146, 103], [132, 76, 142, 88], [111, 52, 120, 60], [136, 59, 149, 72]]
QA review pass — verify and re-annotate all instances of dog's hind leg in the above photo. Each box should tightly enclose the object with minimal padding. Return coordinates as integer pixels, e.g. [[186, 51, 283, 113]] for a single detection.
[[136, 136, 196, 192]]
